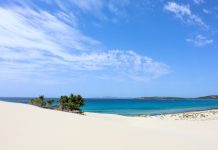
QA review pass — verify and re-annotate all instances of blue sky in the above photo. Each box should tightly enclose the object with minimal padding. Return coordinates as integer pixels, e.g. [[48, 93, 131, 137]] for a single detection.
[[0, 0, 217, 98]]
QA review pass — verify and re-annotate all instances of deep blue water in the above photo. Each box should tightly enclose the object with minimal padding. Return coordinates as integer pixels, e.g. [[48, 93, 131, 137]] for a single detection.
[[1, 97, 218, 116]]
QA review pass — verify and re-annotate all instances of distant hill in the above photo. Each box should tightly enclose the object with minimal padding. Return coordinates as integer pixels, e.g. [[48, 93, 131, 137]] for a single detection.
[[137, 97, 186, 100], [196, 95, 218, 100], [138, 95, 218, 100]]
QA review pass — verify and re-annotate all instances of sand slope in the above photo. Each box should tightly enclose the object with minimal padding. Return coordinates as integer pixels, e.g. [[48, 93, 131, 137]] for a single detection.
[[0, 101, 218, 150]]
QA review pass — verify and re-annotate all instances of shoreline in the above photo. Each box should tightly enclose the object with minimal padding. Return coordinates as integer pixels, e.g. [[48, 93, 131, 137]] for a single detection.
[[140, 108, 218, 118], [1, 101, 218, 150], [1, 99, 218, 118], [1, 100, 218, 120], [148, 109, 218, 121]]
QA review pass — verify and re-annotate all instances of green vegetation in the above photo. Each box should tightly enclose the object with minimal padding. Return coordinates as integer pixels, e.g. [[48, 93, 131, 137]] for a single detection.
[[59, 94, 85, 113], [29, 95, 46, 107], [29, 94, 85, 114], [197, 95, 218, 100], [47, 99, 55, 108]]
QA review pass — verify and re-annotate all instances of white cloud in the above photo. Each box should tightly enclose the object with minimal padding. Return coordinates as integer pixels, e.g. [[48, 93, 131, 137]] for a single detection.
[[108, 0, 129, 17], [203, 9, 209, 14], [53, 0, 130, 22], [2, 0, 130, 23], [0, 6, 99, 51], [66, 0, 129, 15], [0, 6, 169, 81], [164, 2, 207, 28], [193, 0, 204, 5], [67, 0, 103, 12], [186, 35, 214, 47]]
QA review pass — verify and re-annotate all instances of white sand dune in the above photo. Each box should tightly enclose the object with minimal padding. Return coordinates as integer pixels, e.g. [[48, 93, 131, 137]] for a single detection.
[[0, 101, 218, 150]]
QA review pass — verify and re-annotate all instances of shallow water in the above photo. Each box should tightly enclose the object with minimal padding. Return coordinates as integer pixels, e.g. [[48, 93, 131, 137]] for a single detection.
[[1, 97, 218, 116]]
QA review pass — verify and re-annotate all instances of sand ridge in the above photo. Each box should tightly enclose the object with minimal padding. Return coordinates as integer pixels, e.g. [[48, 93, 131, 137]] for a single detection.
[[0, 101, 218, 150]]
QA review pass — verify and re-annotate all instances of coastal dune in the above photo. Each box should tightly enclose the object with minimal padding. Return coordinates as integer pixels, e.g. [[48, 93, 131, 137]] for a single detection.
[[0, 101, 218, 150]]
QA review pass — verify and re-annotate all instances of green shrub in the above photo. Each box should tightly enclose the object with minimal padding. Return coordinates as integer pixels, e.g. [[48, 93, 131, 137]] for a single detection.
[[29, 95, 46, 107], [47, 99, 55, 108], [29, 94, 85, 114], [59, 94, 85, 113]]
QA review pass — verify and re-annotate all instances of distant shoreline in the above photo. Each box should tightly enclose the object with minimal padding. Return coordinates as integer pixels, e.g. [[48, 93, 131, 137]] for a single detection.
[[137, 95, 218, 100], [1, 94, 218, 100], [137, 98, 218, 100]]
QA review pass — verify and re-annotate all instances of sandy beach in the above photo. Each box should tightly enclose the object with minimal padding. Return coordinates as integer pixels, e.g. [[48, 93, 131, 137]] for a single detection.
[[1, 101, 218, 150]]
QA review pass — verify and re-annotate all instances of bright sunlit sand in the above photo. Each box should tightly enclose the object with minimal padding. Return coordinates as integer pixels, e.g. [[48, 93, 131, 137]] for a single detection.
[[1, 0, 218, 150], [1, 101, 218, 150]]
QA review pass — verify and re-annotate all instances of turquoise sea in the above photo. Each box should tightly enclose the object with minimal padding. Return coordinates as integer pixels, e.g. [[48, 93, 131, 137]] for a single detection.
[[1, 97, 218, 116]]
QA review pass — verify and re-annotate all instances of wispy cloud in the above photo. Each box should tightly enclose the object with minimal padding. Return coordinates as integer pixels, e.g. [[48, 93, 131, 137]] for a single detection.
[[203, 9, 209, 14], [2, 0, 131, 23], [164, 2, 207, 28], [186, 35, 214, 47], [66, 0, 103, 12], [0, 5, 169, 81], [67, 0, 129, 16], [53, 0, 130, 22], [193, 0, 204, 5], [108, 0, 129, 17]]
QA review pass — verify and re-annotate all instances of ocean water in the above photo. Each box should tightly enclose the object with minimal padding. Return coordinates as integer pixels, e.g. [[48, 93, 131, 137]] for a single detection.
[[1, 97, 218, 116]]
